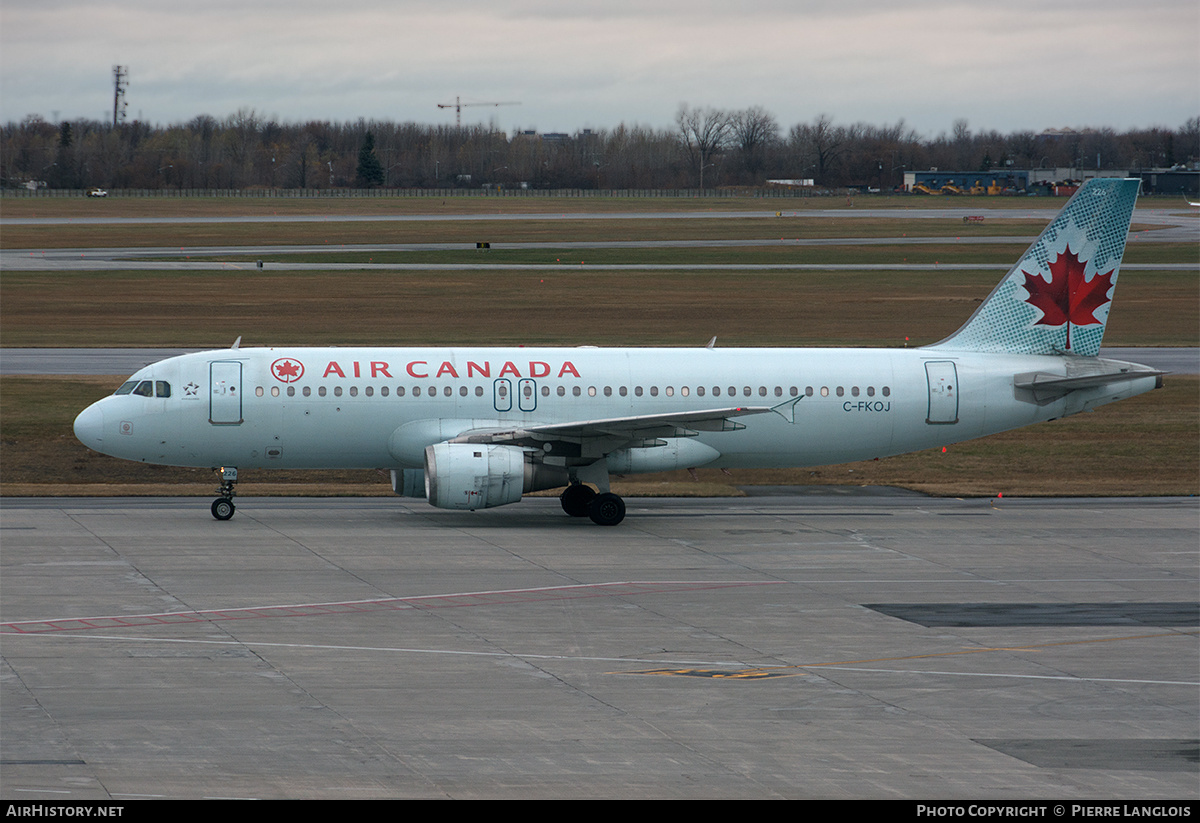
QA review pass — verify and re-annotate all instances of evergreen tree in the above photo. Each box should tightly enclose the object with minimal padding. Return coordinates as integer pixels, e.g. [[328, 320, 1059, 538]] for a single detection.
[[356, 132, 384, 187]]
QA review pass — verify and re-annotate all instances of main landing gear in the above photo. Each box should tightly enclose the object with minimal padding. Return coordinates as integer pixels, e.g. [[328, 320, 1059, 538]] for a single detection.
[[211, 467, 237, 521], [559, 483, 626, 526]]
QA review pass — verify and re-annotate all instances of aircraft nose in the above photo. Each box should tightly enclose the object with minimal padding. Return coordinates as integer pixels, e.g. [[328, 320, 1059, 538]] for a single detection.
[[74, 403, 104, 449]]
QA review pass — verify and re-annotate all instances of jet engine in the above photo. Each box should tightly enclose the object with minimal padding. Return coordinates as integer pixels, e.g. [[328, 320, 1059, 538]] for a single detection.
[[422, 443, 569, 511]]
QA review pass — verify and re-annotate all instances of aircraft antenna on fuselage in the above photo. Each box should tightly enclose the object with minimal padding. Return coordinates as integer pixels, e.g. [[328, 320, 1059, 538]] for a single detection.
[[231, 336, 241, 349]]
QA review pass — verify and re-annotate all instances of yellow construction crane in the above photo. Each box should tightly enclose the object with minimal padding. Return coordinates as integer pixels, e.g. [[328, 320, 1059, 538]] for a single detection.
[[437, 97, 520, 128]]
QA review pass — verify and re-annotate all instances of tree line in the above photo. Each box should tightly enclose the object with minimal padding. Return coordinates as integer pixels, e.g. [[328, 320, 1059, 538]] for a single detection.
[[3, 106, 1196, 192]]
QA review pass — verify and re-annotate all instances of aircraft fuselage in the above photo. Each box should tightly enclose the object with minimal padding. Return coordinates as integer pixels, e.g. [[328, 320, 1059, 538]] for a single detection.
[[74, 345, 1156, 472]]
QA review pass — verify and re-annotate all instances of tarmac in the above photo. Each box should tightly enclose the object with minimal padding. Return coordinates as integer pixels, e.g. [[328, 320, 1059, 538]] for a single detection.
[[3, 347, 1196, 376], [1, 492, 1196, 799]]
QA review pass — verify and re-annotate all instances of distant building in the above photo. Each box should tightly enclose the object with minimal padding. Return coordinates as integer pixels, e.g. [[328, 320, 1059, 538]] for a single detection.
[[1138, 170, 1199, 196], [902, 169, 1198, 196]]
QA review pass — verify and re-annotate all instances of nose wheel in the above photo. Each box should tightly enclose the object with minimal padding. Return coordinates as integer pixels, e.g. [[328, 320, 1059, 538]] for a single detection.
[[211, 467, 238, 521]]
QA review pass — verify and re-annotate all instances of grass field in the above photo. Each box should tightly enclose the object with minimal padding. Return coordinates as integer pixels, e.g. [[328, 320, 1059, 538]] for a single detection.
[[2, 193, 1195, 498], [2, 269, 1194, 348], [2, 216, 1083, 250]]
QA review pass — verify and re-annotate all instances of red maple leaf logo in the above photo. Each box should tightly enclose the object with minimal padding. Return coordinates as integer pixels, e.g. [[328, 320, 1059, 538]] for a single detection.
[[1022, 247, 1115, 349], [271, 358, 303, 382]]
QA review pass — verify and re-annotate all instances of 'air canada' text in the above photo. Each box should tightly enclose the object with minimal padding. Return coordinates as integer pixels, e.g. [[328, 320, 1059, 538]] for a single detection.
[[319, 360, 582, 380]]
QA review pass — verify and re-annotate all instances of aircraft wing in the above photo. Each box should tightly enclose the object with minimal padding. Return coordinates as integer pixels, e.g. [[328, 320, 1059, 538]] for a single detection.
[[446, 406, 776, 459]]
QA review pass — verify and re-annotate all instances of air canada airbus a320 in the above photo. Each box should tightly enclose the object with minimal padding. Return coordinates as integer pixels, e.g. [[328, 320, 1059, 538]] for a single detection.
[[74, 178, 1162, 526]]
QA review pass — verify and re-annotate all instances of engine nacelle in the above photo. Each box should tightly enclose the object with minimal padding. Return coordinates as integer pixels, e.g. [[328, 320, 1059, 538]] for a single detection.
[[423, 443, 569, 511], [606, 438, 721, 474]]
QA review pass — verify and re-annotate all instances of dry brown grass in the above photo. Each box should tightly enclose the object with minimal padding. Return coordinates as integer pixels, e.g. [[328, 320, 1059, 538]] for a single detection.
[[2, 216, 1067, 250], [0, 193, 1065, 220], [2, 269, 1195, 348]]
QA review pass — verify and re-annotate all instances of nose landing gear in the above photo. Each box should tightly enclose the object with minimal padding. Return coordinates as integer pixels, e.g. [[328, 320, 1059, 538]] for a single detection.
[[211, 467, 238, 521]]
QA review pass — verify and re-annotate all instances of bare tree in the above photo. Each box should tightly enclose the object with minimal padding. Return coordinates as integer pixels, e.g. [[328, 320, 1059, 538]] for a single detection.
[[731, 105, 779, 179], [676, 104, 732, 188], [789, 113, 846, 182]]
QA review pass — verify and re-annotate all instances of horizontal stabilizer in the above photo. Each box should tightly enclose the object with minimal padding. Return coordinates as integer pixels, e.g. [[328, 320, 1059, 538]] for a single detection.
[[1014, 363, 1164, 403]]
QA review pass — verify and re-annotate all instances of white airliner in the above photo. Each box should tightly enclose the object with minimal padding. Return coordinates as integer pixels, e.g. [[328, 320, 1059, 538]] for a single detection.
[[74, 178, 1162, 525]]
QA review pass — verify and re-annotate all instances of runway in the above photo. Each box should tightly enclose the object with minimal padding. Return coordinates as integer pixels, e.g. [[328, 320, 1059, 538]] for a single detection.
[[1, 493, 1196, 799], [2, 203, 1195, 272]]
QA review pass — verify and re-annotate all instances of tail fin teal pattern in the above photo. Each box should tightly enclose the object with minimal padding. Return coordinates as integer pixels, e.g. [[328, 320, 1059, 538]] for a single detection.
[[929, 178, 1139, 357]]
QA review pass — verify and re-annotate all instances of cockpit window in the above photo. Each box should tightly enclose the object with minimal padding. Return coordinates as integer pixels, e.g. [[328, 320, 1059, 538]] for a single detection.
[[155, 381, 171, 398], [114, 381, 139, 395], [132, 381, 154, 397]]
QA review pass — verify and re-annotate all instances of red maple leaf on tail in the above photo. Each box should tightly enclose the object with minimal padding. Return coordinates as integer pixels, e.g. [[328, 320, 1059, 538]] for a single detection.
[[1021, 247, 1115, 349]]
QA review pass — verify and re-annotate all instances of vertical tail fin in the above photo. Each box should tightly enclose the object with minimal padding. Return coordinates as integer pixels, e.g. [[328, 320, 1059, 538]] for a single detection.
[[929, 177, 1139, 357]]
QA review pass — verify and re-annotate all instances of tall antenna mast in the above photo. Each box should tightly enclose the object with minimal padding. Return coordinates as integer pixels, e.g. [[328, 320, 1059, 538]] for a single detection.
[[112, 66, 129, 128]]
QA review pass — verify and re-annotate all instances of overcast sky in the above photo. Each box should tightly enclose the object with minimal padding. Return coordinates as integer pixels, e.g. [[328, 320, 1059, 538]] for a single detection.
[[3, 0, 1197, 137]]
